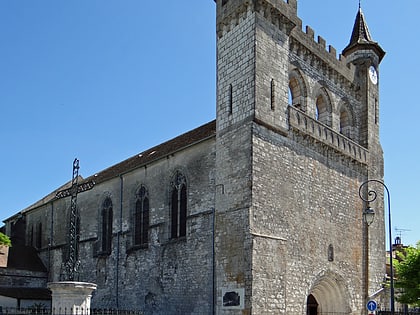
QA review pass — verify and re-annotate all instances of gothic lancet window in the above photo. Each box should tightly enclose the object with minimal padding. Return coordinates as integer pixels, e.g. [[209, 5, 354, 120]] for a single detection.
[[170, 171, 187, 239], [134, 186, 149, 246], [101, 197, 113, 254]]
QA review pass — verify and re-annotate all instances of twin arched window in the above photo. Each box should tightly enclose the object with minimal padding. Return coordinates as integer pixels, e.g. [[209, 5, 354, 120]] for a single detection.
[[133, 171, 188, 245], [99, 172, 188, 255]]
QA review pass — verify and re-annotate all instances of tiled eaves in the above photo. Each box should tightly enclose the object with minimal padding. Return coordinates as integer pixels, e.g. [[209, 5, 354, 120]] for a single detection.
[[86, 120, 216, 184]]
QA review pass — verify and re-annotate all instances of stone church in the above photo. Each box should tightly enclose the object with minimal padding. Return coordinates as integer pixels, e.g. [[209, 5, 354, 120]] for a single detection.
[[2, 0, 387, 314]]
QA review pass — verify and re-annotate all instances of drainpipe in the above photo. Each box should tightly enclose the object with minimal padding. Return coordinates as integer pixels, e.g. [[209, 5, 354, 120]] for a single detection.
[[212, 206, 215, 315], [48, 202, 54, 281], [116, 175, 124, 309]]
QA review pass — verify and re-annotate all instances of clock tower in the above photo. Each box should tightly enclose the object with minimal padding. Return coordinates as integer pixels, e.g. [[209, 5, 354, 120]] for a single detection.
[[342, 4, 386, 302], [342, 5, 385, 152]]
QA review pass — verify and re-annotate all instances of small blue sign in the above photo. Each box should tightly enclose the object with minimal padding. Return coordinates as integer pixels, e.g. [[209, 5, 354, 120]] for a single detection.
[[366, 300, 377, 311]]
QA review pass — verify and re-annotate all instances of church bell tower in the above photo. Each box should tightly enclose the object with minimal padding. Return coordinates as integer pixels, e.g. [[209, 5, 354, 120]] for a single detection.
[[342, 4, 386, 303], [214, 0, 302, 313], [214, 1, 386, 314]]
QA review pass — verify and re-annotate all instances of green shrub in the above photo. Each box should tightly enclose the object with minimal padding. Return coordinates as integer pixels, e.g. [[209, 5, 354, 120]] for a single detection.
[[0, 232, 11, 247]]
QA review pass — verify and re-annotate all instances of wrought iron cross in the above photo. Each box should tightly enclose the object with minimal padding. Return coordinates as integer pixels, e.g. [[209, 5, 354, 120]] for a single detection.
[[55, 158, 95, 281]]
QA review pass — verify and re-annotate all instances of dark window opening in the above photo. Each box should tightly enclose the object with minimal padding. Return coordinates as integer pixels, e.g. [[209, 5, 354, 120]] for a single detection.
[[36, 222, 42, 249], [30, 225, 34, 247], [101, 197, 113, 254], [229, 84, 233, 115], [134, 186, 149, 246], [328, 244, 334, 262], [307, 294, 318, 315], [170, 171, 187, 239], [271, 79, 275, 110]]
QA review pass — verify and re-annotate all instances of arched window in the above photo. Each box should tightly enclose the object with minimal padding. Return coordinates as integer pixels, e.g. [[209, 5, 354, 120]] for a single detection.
[[170, 171, 187, 239], [315, 88, 332, 127], [135, 186, 149, 246], [316, 95, 327, 123], [101, 197, 113, 254], [289, 77, 302, 109], [289, 70, 307, 112], [339, 103, 354, 139]]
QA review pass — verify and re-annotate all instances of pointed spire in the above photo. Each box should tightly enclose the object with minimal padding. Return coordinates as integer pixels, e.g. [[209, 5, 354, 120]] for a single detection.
[[348, 6, 373, 46], [342, 5, 385, 61]]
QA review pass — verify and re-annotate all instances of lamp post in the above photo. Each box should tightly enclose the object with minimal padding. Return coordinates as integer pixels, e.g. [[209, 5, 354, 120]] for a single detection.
[[358, 179, 394, 314]]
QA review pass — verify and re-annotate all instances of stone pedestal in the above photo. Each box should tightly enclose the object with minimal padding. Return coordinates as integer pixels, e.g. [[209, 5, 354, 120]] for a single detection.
[[0, 245, 9, 267], [48, 282, 97, 315]]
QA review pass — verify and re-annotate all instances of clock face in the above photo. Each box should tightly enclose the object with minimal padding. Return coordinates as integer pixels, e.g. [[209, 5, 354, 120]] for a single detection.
[[369, 66, 378, 85]]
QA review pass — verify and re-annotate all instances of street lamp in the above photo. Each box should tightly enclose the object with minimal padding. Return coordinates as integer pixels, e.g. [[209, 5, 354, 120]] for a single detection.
[[358, 179, 394, 314], [363, 206, 375, 226]]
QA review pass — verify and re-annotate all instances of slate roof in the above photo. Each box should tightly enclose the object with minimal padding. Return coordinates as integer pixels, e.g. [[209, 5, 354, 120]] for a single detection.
[[5, 120, 216, 219], [85, 119, 216, 185], [342, 7, 385, 61], [348, 7, 374, 45]]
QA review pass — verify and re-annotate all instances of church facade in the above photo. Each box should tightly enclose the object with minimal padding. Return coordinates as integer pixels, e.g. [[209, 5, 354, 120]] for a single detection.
[[3, 0, 387, 314]]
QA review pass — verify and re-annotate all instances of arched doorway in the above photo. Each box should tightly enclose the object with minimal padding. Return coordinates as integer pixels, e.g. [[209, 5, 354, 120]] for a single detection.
[[306, 271, 351, 314], [306, 294, 318, 315]]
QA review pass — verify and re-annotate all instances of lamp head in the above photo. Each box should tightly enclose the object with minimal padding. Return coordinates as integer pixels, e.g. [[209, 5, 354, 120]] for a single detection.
[[363, 206, 375, 226]]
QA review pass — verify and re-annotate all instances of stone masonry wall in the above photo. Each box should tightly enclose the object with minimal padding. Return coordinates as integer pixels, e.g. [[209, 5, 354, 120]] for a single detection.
[[251, 125, 366, 314], [215, 7, 256, 314], [32, 138, 216, 315]]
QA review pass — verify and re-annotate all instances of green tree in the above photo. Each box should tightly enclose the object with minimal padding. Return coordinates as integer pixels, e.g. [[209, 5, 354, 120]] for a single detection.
[[395, 241, 420, 306], [0, 232, 11, 246]]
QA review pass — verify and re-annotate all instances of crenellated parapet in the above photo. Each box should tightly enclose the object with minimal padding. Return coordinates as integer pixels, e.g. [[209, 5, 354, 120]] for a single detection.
[[216, 0, 301, 38], [290, 26, 356, 92], [216, 0, 358, 98], [288, 106, 369, 165]]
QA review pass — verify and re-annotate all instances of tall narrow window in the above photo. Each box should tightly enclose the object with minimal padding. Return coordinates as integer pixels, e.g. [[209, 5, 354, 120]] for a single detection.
[[170, 171, 187, 239], [228, 84, 233, 115], [101, 197, 113, 254], [271, 79, 275, 110], [328, 244, 334, 262], [30, 225, 34, 247], [36, 222, 42, 249], [134, 186, 149, 246]]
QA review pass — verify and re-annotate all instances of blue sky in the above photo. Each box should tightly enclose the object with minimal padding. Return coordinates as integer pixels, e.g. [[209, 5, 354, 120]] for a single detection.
[[1, 1, 418, 247]]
